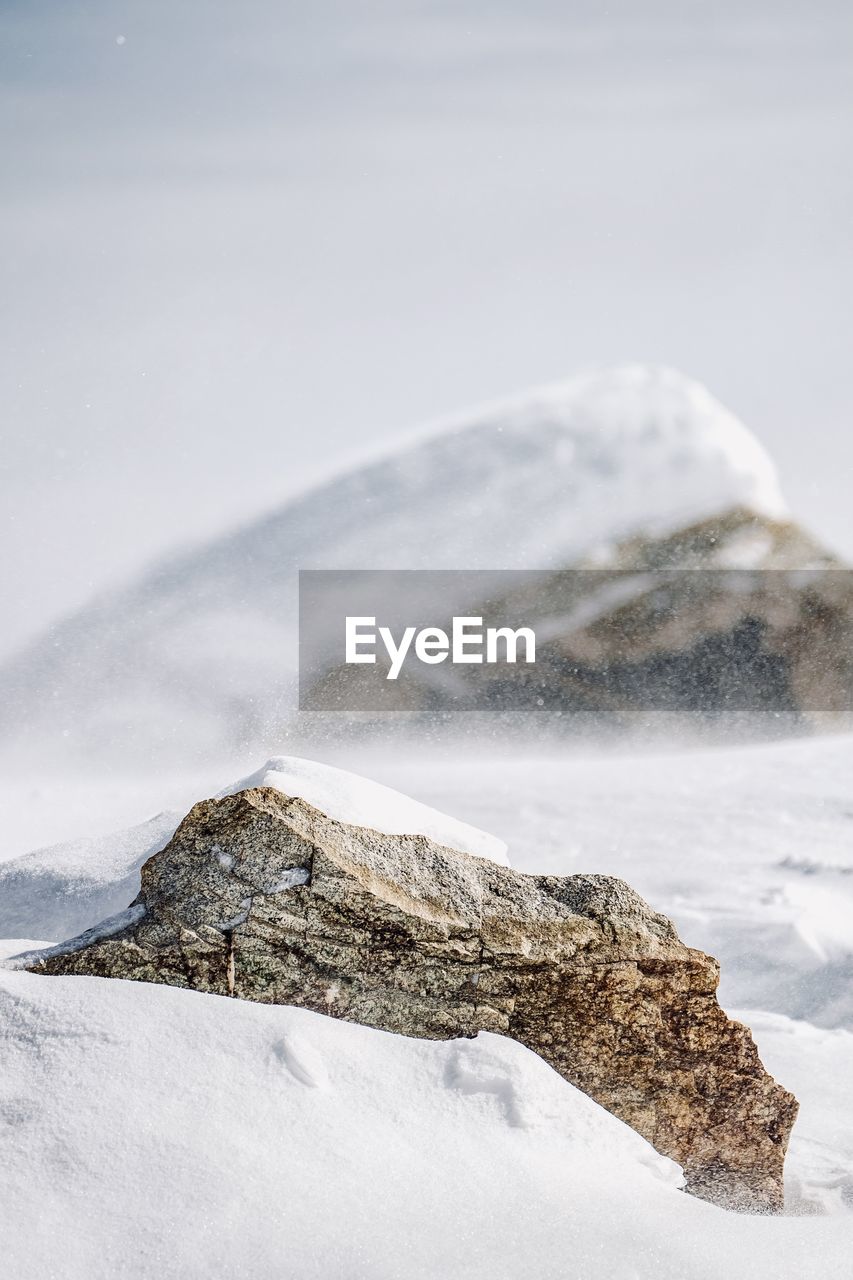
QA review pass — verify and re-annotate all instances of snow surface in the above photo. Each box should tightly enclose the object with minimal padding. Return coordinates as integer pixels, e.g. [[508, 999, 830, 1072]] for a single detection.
[[0, 810, 178, 941], [0, 365, 791, 761], [222, 362, 787, 576], [1, 970, 851, 1280], [740, 1010, 853, 1215], [4, 733, 853, 1273], [218, 755, 510, 865]]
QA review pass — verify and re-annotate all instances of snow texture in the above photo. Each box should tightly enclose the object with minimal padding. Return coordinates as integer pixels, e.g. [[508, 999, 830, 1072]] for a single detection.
[[0, 810, 178, 941], [2, 969, 850, 1280], [218, 755, 510, 865]]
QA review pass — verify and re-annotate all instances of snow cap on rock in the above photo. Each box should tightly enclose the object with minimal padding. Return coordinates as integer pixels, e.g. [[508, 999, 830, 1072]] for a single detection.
[[217, 755, 510, 866]]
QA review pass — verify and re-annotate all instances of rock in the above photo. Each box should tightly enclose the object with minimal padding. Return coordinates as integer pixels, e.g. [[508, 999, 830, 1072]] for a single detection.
[[304, 508, 853, 730], [17, 786, 798, 1211]]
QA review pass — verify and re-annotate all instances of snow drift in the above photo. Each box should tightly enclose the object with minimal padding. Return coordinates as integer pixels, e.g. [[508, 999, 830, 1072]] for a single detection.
[[1, 970, 850, 1280], [0, 756, 508, 940], [217, 755, 509, 864]]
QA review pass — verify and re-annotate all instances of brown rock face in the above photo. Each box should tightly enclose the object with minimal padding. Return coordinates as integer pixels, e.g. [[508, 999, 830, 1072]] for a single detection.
[[20, 787, 797, 1211]]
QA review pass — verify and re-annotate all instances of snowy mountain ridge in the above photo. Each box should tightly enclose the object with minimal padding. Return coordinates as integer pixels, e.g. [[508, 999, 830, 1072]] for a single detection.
[[0, 365, 803, 759]]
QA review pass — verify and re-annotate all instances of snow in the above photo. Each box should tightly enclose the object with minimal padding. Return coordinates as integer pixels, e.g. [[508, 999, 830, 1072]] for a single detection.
[[209, 363, 787, 577], [0, 364, 790, 762], [783, 880, 853, 965], [4, 732, 853, 1272], [0, 939, 50, 961], [3, 968, 852, 1280], [262, 866, 311, 893], [380, 363, 789, 563], [0, 810, 178, 941], [218, 755, 510, 865], [740, 1010, 853, 1215]]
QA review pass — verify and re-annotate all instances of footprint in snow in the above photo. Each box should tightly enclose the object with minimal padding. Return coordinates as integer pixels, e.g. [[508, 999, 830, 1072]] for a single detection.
[[444, 1043, 528, 1129], [272, 1034, 329, 1090]]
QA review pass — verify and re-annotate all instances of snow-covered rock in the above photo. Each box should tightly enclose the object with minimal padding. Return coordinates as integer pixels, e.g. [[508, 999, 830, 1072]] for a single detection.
[[6, 735, 853, 1271], [14, 778, 797, 1211], [0, 757, 508, 942], [0, 365, 805, 761]]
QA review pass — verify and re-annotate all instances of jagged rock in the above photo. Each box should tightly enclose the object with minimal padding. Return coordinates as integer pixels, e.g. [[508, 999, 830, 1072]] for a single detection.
[[18, 786, 798, 1210]]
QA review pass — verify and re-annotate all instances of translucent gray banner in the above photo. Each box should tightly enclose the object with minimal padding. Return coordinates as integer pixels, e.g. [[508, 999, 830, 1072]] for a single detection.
[[298, 568, 853, 727]]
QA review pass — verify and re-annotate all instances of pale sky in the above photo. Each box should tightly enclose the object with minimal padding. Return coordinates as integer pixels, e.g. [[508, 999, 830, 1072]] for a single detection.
[[2, 0, 852, 656]]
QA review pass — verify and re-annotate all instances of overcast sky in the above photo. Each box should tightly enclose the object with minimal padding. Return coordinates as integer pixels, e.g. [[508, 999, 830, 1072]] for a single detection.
[[2, 0, 852, 656]]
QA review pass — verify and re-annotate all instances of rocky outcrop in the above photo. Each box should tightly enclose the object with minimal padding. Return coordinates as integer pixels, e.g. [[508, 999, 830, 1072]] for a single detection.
[[17, 786, 798, 1211], [304, 509, 853, 728]]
